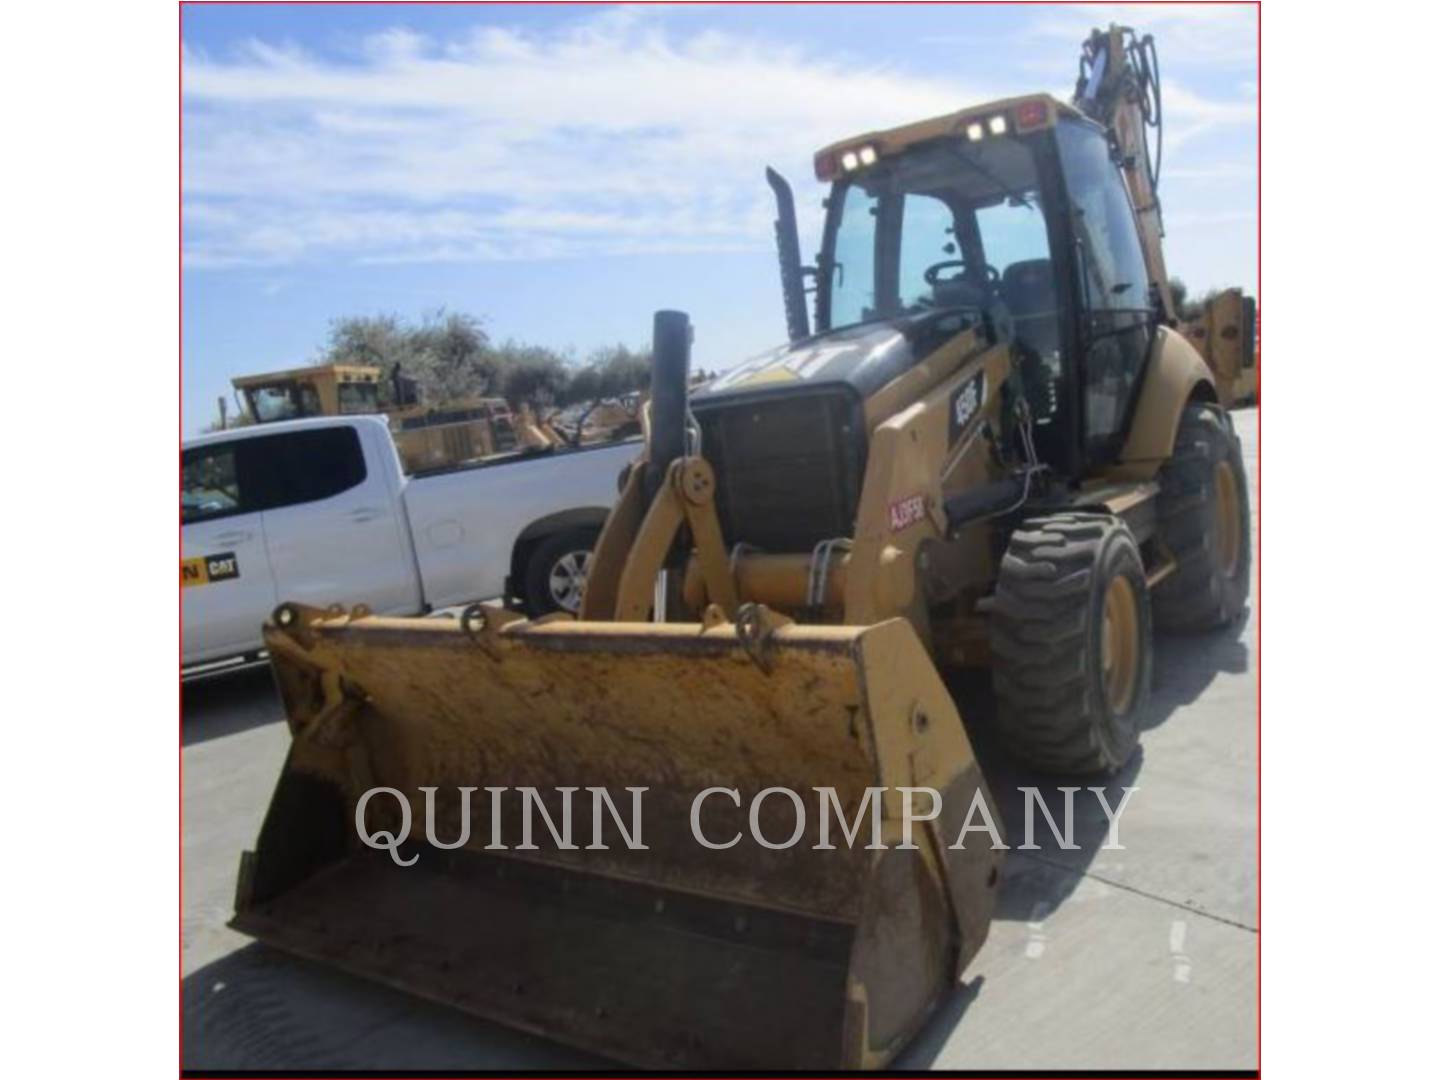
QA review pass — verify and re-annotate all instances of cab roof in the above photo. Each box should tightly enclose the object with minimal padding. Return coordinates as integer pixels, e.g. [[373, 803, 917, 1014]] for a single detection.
[[232, 362, 382, 389], [814, 93, 1085, 180]]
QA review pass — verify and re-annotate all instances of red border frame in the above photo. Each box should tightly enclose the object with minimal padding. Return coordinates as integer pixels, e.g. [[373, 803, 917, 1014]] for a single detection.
[[178, 3, 1262, 1076]]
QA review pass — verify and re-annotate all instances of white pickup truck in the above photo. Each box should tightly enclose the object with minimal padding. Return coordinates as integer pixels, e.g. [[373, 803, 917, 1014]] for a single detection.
[[182, 415, 635, 669]]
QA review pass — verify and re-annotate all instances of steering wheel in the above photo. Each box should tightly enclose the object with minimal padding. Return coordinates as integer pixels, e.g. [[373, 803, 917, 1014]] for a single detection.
[[923, 259, 1001, 287]]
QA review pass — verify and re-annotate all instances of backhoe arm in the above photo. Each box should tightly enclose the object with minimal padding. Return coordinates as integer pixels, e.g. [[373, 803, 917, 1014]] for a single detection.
[[1074, 25, 1174, 323]]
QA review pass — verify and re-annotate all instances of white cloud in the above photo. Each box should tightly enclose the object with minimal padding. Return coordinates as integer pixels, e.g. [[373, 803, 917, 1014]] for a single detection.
[[1166, 208, 1257, 227], [183, 14, 996, 267], [182, 6, 1255, 272], [1164, 162, 1256, 183], [1159, 79, 1257, 159], [1027, 3, 1259, 66]]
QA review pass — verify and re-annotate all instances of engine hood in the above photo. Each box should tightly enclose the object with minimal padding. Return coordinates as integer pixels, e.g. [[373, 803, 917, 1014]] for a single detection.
[[695, 310, 986, 404]]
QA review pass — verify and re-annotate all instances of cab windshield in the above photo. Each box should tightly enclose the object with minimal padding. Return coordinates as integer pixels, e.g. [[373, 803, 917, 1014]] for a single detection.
[[820, 135, 1055, 344], [244, 380, 323, 423], [245, 383, 304, 423]]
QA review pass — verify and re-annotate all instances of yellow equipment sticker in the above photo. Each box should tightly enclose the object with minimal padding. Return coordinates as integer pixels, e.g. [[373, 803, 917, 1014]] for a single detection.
[[182, 552, 240, 588], [734, 366, 800, 389]]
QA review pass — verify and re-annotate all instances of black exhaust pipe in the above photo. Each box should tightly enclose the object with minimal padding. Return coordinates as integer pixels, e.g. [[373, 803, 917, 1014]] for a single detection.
[[766, 167, 811, 343], [646, 310, 692, 504]]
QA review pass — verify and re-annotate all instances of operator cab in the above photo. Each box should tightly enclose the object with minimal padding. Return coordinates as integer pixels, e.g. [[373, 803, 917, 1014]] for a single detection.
[[232, 364, 384, 424], [806, 96, 1160, 473], [820, 130, 1055, 356]]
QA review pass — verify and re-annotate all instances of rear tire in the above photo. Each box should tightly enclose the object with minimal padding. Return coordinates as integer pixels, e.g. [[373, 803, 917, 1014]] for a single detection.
[[990, 513, 1152, 775], [523, 528, 599, 616], [1153, 403, 1251, 631]]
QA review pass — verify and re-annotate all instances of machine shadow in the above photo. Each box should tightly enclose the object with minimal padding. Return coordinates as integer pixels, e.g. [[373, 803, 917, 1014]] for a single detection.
[[183, 942, 609, 1072], [180, 617, 1250, 1070], [182, 663, 283, 747], [1146, 607, 1251, 729], [893, 975, 987, 1068], [944, 607, 1250, 923]]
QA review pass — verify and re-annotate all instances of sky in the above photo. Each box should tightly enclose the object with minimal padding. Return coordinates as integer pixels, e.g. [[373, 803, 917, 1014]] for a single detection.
[[181, 1, 1258, 434]]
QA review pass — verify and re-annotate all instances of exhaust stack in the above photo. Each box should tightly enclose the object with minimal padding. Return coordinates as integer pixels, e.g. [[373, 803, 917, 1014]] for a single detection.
[[645, 309, 691, 504], [766, 167, 811, 343]]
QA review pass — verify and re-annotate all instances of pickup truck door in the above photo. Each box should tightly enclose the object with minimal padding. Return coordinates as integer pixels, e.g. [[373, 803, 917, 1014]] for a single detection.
[[254, 424, 423, 615], [182, 440, 279, 664]]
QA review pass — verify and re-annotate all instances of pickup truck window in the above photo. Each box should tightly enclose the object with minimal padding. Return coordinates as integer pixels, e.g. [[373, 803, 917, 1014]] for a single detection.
[[243, 426, 368, 510], [182, 444, 243, 524]]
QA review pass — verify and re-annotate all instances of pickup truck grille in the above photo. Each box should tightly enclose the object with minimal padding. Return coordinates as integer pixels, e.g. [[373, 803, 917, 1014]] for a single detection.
[[694, 388, 866, 554]]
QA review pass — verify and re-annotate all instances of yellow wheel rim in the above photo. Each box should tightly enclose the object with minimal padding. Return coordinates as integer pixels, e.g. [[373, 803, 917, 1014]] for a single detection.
[[1214, 460, 1242, 579], [1101, 575, 1140, 715]]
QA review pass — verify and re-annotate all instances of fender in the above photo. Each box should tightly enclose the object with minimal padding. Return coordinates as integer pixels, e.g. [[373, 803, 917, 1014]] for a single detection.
[[1108, 326, 1218, 480]]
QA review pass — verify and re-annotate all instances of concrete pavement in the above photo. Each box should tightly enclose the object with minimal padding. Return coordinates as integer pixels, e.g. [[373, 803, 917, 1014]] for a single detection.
[[181, 407, 1258, 1071]]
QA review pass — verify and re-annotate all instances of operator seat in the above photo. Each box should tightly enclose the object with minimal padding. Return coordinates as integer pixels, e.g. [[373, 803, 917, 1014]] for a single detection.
[[1000, 259, 1061, 363], [1001, 259, 1065, 450]]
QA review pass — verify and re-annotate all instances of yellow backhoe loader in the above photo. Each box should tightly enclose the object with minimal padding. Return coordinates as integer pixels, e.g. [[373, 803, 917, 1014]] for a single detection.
[[231, 25, 1251, 1069]]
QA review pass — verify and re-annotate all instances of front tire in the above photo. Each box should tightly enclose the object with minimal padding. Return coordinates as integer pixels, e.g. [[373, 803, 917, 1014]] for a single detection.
[[523, 528, 599, 615], [1153, 403, 1251, 631], [990, 513, 1153, 775]]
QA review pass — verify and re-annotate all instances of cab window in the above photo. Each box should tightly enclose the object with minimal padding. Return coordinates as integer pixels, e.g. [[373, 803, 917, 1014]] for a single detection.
[[1056, 118, 1154, 462], [337, 380, 379, 415], [828, 185, 879, 327], [243, 427, 368, 510], [821, 135, 1052, 332], [897, 194, 957, 312], [1059, 121, 1150, 311], [975, 197, 1051, 275], [298, 383, 323, 416], [246, 384, 301, 423], [977, 192, 1060, 385], [182, 427, 368, 525]]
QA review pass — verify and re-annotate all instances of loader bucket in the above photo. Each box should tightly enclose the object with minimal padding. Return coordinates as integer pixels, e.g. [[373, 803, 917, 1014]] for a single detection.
[[232, 605, 1001, 1069]]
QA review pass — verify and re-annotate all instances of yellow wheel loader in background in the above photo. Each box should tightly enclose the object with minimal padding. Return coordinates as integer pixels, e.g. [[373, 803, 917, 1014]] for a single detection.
[[230, 362, 554, 471], [1181, 287, 1259, 407], [230, 25, 1251, 1069]]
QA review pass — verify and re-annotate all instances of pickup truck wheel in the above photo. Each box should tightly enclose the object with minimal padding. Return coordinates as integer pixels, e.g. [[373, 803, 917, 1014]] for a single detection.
[[523, 528, 599, 616]]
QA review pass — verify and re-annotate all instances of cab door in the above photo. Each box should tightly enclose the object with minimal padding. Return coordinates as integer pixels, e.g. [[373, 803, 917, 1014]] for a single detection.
[[1055, 118, 1157, 466], [253, 424, 422, 615], [182, 440, 279, 664]]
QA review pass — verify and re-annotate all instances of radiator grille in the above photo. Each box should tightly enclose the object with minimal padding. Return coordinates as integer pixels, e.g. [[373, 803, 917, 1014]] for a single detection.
[[695, 389, 866, 553]]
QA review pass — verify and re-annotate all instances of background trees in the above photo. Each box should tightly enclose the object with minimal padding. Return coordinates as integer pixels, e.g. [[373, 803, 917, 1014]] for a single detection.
[[315, 310, 653, 419], [1168, 277, 1224, 321]]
